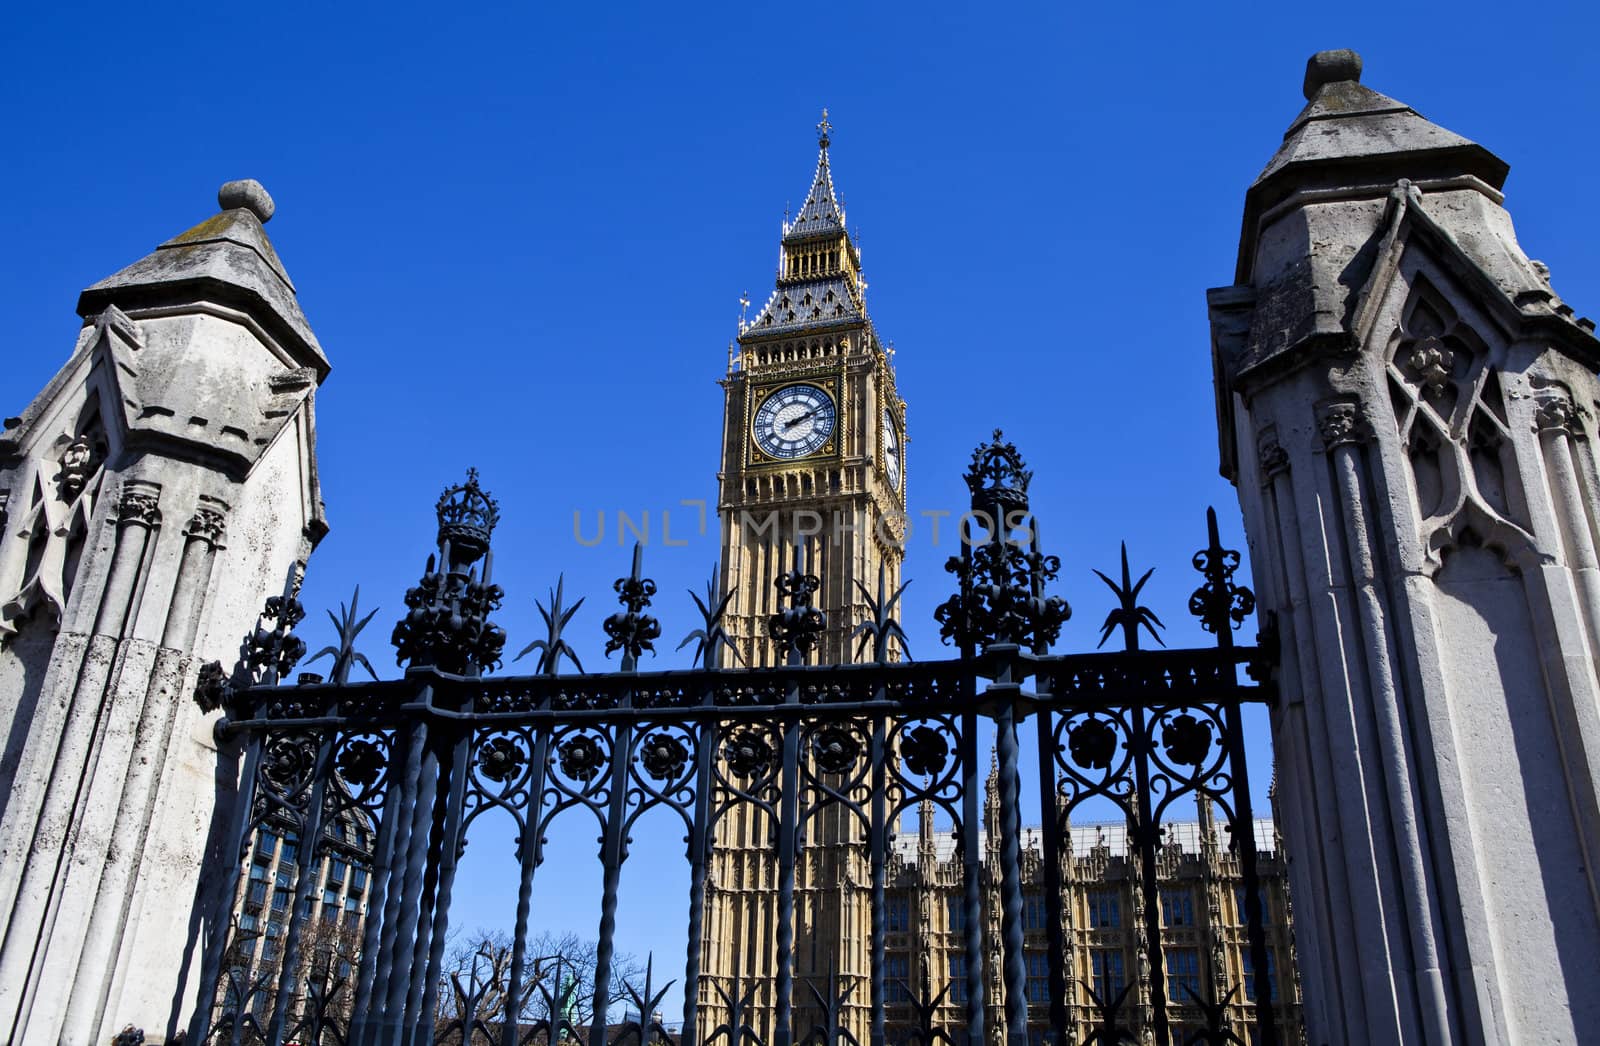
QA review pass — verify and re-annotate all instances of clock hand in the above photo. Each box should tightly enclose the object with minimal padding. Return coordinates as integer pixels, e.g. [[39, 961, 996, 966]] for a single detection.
[[781, 410, 817, 431]]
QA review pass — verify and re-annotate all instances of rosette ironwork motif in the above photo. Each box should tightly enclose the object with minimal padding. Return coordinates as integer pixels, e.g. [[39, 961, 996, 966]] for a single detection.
[[260, 735, 317, 794], [478, 735, 528, 784], [723, 730, 773, 778], [640, 731, 689, 781], [335, 737, 385, 789], [810, 724, 860, 776], [899, 724, 949, 778], [557, 734, 606, 781], [1160, 713, 1213, 767], [1068, 717, 1119, 771]]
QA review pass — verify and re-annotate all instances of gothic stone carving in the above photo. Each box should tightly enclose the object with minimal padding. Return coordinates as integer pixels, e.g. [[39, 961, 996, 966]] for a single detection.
[[185, 507, 227, 546], [117, 489, 162, 528], [1316, 402, 1371, 451]]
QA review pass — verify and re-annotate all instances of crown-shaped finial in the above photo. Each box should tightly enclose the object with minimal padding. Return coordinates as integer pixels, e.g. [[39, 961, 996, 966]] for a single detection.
[[817, 107, 832, 149], [963, 429, 1032, 511], [435, 467, 500, 565]]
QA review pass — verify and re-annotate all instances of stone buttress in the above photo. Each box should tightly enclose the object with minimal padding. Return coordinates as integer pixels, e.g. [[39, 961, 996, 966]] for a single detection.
[[0, 179, 329, 1044], [1211, 51, 1600, 1044]]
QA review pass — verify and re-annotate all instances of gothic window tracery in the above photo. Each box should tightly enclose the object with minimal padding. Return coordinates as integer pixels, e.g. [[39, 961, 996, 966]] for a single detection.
[[1, 398, 111, 641], [1385, 277, 1534, 570]]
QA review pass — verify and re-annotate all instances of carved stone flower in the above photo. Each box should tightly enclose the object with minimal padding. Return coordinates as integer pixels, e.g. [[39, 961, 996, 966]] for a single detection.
[[477, 735, 527, 783], [899, 724, 950, 777], [723, 731, 772, 778], [336, 738, 385, 788], [1161, 713, 1213, 766], [811, 726, 859, 775], [1068, 718, 1118, 770], [640, 732, 688, 781], [1406, 336, 1455, 397], [262, 737, 317, 791], [558, 734, 605, 781]]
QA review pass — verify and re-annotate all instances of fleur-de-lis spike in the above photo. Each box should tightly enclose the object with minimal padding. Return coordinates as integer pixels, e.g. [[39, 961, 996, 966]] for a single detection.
[[1092, 543, 1166, 652], [307, 585, 381, 685], [852, 562, 912, 663], [514, 574, 586, 675], [603, 542, 661, 669], [677, 563, 741, 669]]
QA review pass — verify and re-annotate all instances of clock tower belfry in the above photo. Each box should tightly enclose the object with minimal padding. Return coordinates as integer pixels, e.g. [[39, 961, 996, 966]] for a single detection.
[[716, 111, 907, 668]]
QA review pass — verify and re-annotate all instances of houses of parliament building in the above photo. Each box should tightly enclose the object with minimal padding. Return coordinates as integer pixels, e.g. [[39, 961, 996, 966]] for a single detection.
[[696, 115, 1300, 1044]]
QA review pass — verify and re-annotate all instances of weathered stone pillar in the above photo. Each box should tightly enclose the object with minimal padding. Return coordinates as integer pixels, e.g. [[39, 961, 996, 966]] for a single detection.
[[1210, 51, 1600, 1044], [0, 179, 330, 1043]]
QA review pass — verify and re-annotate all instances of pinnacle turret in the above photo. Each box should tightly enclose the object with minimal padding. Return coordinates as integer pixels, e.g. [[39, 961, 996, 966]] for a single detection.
[[742, 111, 869, 337], [784, 108, 847, 241]]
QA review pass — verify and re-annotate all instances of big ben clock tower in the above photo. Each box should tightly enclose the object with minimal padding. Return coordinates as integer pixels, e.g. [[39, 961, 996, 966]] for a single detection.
[[715, 110, 907, 668], [700, 112, 908, 1046]]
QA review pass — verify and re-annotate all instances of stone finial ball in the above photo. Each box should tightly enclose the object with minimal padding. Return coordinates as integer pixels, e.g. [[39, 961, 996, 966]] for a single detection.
[[217, 179, 275, 223], [1303, 49, 1363, 100]]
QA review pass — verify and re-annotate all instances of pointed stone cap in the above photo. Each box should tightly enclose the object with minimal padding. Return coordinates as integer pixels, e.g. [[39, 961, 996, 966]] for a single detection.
[[76, 180, 329, 376], [1237, 50, 1510, 279]]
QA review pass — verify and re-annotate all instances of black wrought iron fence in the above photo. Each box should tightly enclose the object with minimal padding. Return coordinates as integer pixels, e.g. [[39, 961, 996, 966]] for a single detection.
[[186, 433, 1287, 1046]]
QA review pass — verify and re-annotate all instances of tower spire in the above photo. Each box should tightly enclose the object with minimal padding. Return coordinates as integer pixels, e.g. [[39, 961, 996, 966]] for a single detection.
[[786, 110, 846, 240]]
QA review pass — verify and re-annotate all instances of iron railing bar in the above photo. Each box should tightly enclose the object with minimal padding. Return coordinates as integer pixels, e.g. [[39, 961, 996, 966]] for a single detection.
[[416, 727, 473, 1041], [219, 648, 1267, 722], [1131, 701, 1170, 1041], [502, 725, 551, 1046], [680, 699, 717, 1046], [265, 732, 335, 1044], [868, 712, 888, 1046], [1032, 697, 1070, 1044], [589, 714, 636, 1045], [378, 706, 438, 1033], [401, 735, 452, 1041], [349, 728, 406, 1043], [958, 707, 984, 1046], [214, 682, 1269, 740], [1219, 656, 1278, 1043], [989, 658, 1030, 1045], [773, 693, 802, 1046]]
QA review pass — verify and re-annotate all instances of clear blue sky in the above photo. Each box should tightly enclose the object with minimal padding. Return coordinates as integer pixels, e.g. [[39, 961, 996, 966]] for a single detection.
[[5, 1, 1599, 1020]]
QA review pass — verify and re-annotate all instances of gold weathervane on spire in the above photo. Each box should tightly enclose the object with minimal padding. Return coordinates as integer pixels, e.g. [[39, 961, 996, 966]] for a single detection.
[[817, 107, 832, 148]]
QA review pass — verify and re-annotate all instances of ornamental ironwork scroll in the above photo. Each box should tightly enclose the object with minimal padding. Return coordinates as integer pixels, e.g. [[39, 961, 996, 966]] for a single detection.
[[188, 439, 1287, 1046]]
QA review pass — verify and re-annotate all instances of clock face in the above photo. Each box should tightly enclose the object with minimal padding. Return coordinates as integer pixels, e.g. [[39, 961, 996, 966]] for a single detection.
[[753, 384, 837, 459], [883, 409, 902, 491]]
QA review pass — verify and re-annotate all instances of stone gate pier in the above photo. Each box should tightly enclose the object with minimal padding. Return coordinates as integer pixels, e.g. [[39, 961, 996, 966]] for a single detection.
[[1212, 50, 1600, 1045]]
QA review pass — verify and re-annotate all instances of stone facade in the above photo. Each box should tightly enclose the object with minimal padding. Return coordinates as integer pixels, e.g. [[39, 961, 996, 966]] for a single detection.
[[1211, 51, 1600, 1044], [0, 180, 328, 1043]]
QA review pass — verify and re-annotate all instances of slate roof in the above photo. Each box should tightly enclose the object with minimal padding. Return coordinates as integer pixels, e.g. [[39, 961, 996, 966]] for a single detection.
[[783, 141, 847, 242], [742, 276, 865, 336]]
